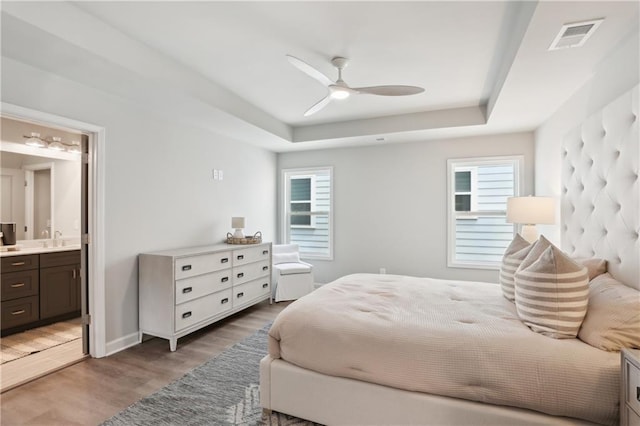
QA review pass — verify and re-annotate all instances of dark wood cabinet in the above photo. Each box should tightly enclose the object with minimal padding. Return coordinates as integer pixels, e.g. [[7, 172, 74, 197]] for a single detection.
[[40, 263, 80, 319], [1, 250, 80, 335]]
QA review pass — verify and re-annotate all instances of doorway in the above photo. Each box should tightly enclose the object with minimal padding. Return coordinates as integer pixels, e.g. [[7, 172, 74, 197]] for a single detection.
[[0, 106, 105, 391]]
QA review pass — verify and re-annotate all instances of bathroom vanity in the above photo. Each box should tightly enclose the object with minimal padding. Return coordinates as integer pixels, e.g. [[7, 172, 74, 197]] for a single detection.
[[1, 246, 81, 336]]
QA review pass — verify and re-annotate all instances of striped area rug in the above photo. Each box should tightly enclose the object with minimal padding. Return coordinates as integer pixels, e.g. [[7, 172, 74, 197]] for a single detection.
[[1, 320, 82, 364]]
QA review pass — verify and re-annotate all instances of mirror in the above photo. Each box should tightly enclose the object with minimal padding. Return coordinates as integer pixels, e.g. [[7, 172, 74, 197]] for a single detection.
[[1, 117, 82, 243]]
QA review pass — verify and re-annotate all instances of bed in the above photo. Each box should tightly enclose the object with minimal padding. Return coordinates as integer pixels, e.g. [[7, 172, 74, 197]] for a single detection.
[[260, 86, 639, 425]]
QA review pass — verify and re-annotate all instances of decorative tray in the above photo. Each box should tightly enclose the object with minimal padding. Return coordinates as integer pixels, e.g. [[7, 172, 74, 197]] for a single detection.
[[226, 231, 262, 245]]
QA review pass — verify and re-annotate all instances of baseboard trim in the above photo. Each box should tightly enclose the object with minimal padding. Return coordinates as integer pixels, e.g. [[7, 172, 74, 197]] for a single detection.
[[105, 331, 140, 357]]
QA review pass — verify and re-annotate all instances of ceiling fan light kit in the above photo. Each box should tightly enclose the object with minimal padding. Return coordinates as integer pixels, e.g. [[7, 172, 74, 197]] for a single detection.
[[286, 54, 425, 116]]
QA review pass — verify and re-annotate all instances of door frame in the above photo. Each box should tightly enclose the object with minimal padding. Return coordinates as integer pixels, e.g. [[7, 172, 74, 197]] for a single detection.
[[1, 102, 107, 358]]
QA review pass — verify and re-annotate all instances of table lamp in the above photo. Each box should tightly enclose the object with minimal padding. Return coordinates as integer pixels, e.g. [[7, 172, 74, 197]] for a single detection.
[[231, 217, 245, 239], [506, 196, 555, 243]]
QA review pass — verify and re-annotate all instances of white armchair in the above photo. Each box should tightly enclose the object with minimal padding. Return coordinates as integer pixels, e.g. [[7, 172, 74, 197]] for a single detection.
[[272, 244, 314, 302]]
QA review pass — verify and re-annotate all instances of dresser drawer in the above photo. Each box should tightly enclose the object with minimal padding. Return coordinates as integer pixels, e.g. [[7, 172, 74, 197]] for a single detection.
[[1, 269, 38, 301], [1, 296, 39, 329], [233, 245, 270, 267], [175, 289, 233, 332], [233, 278, 270, 308], [233, 260, 270, 285], [175, 252, 231, 280], [627, 406, 640, 426], [175, 269, 232, 304], [627, 358, 640, 416], [1, 255, 39, 273]]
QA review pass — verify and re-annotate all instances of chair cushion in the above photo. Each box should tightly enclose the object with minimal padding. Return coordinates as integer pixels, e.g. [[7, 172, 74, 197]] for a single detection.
[[273, 252, 300, 265], [274, 262, 312, 275]]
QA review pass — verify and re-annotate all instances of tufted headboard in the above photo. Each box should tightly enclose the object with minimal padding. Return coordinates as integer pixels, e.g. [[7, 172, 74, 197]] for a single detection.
[[562, 85, 639, 289]]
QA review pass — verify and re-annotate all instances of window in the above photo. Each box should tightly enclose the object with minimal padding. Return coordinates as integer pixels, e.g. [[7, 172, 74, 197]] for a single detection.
[[283, 167, 333, 260], [447, 156, 523, 269]]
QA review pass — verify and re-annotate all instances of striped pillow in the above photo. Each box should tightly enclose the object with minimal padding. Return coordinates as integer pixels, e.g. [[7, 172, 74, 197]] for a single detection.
[[499, 234, 534, 301], [515, 245, 589, 339]]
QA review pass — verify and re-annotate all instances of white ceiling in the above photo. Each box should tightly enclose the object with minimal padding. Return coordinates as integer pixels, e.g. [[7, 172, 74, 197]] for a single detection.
[[2, 1, 639, 152]]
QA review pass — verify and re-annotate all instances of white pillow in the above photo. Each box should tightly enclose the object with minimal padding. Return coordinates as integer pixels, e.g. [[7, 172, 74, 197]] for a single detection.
[[272, 252, 300, 265], [499, 234, 535, 302], [515, 244, 589, 339], [578, 273, 640, 351]]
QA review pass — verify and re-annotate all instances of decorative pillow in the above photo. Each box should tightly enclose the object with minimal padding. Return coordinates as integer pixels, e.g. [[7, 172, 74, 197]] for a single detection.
[[272, 252, 301, 265], [517, 235, 552, 272], [499, 234, 535, 301], [578, 273, 640, 351], [573, 257, 608, 281], [515, 244, 589, 339]]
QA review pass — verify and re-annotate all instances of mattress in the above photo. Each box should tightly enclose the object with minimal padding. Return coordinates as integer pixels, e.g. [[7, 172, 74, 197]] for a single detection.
[[268, 273, 620, 425]]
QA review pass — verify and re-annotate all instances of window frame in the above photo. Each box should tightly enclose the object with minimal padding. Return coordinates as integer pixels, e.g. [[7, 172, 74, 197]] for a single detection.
[[446, 155, 523, 270], [282, 167, 333, 260], [289, 175, 316, 229], [453, 167, 478, 214]]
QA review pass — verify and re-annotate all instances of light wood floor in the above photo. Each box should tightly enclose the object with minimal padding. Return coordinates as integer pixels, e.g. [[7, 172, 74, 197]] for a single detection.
[[0, 300, 290, 425]]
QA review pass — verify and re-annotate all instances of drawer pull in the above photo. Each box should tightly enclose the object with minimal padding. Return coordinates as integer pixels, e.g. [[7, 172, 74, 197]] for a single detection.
[[73, 269, 77, 279], [637, 386, 639, 402], [221, 298, 229, 304], [237, 255, 244, 260], [182, 287, 192, 294], [11, 261, 25, 266], [221, 277, 229, 283], [237, 272, 244, 278], [221, 258, 229, 263], [10, 283, 25, 288], [237, 292, 244, 298], [181, 265, 192, 271], [262, 250, 268, 255], [262, 283, 268, 289], [11, 310, 26, 316], [182, 311, 192, 319], [262, 266, 269, 271]]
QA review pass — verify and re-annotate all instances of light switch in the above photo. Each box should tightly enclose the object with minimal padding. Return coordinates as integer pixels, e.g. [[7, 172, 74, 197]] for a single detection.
[[219, 170, 224, 180], [212, 169, 219, 180]]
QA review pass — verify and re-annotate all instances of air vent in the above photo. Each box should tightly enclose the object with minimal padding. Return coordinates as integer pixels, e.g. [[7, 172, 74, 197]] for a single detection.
[[548, 18, 604, 51]]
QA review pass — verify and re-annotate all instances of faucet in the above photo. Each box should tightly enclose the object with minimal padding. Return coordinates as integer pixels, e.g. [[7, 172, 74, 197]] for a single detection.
[[54, 231, 63, 247]]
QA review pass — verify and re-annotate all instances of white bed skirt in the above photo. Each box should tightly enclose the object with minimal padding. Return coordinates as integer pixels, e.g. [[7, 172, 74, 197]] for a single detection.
[[260, 355, 597, 425]]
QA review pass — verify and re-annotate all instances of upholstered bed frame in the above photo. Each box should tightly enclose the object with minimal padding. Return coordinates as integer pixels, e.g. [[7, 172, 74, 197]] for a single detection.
[[260, 85, 639, 425]]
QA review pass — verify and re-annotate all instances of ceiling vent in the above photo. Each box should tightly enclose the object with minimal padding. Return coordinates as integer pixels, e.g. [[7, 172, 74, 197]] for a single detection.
[[548, 18, 604, 51]]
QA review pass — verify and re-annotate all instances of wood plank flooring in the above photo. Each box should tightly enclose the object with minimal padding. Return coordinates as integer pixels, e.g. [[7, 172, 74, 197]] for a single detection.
[[0, 300, 290, 425]]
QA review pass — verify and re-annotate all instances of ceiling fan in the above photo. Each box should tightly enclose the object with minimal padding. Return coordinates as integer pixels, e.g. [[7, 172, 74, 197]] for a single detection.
[[286, 54, 425, 117]]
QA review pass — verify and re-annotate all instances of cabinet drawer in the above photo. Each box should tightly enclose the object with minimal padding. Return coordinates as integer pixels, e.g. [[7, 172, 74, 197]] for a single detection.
[[1, 255, 39, 273], [175, 252, 231, 280], [233, 245, 270, 267], [627, 405, 640, 426], [233, 261, 270, 285], [40, 250, 81, 268], [176, 269, 232, 304], [233, 278, 270, 308], [1, 270, 38, 301], [627, 359, 640, 416], [1, 296, 39, 329], [175, 289, 232, 332]]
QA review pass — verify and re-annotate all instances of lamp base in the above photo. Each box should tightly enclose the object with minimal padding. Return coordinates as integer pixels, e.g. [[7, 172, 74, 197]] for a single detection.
[[520, 225, 538, 243], [233, 229, 245, 239]]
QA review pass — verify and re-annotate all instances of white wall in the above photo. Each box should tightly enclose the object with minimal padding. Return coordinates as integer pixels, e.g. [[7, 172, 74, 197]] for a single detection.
[[535, 29, 640, 245], [1, 57, 277, 346], [278, 132, 534, 284]]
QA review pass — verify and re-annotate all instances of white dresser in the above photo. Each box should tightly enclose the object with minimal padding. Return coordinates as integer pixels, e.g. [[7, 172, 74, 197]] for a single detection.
[[138, 242, 271, 351], [622, 348, 640, 426]]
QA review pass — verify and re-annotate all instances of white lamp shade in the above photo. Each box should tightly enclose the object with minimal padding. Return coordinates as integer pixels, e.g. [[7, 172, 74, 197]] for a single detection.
[[231, 217, 245, 229], [506, 196, 555, 225]]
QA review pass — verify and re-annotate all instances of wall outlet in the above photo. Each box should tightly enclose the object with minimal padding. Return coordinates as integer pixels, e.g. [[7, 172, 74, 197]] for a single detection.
[[379, 268, 386, 274]]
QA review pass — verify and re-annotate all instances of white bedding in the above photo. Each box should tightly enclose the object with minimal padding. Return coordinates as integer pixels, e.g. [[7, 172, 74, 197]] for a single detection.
[[268, 273, 620, 425]]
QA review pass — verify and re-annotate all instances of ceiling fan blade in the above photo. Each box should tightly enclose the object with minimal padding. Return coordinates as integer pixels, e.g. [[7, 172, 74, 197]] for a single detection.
[[354, 85, 425, 96], [304, 96, 332, 116], [286, 55, 334, 87]]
